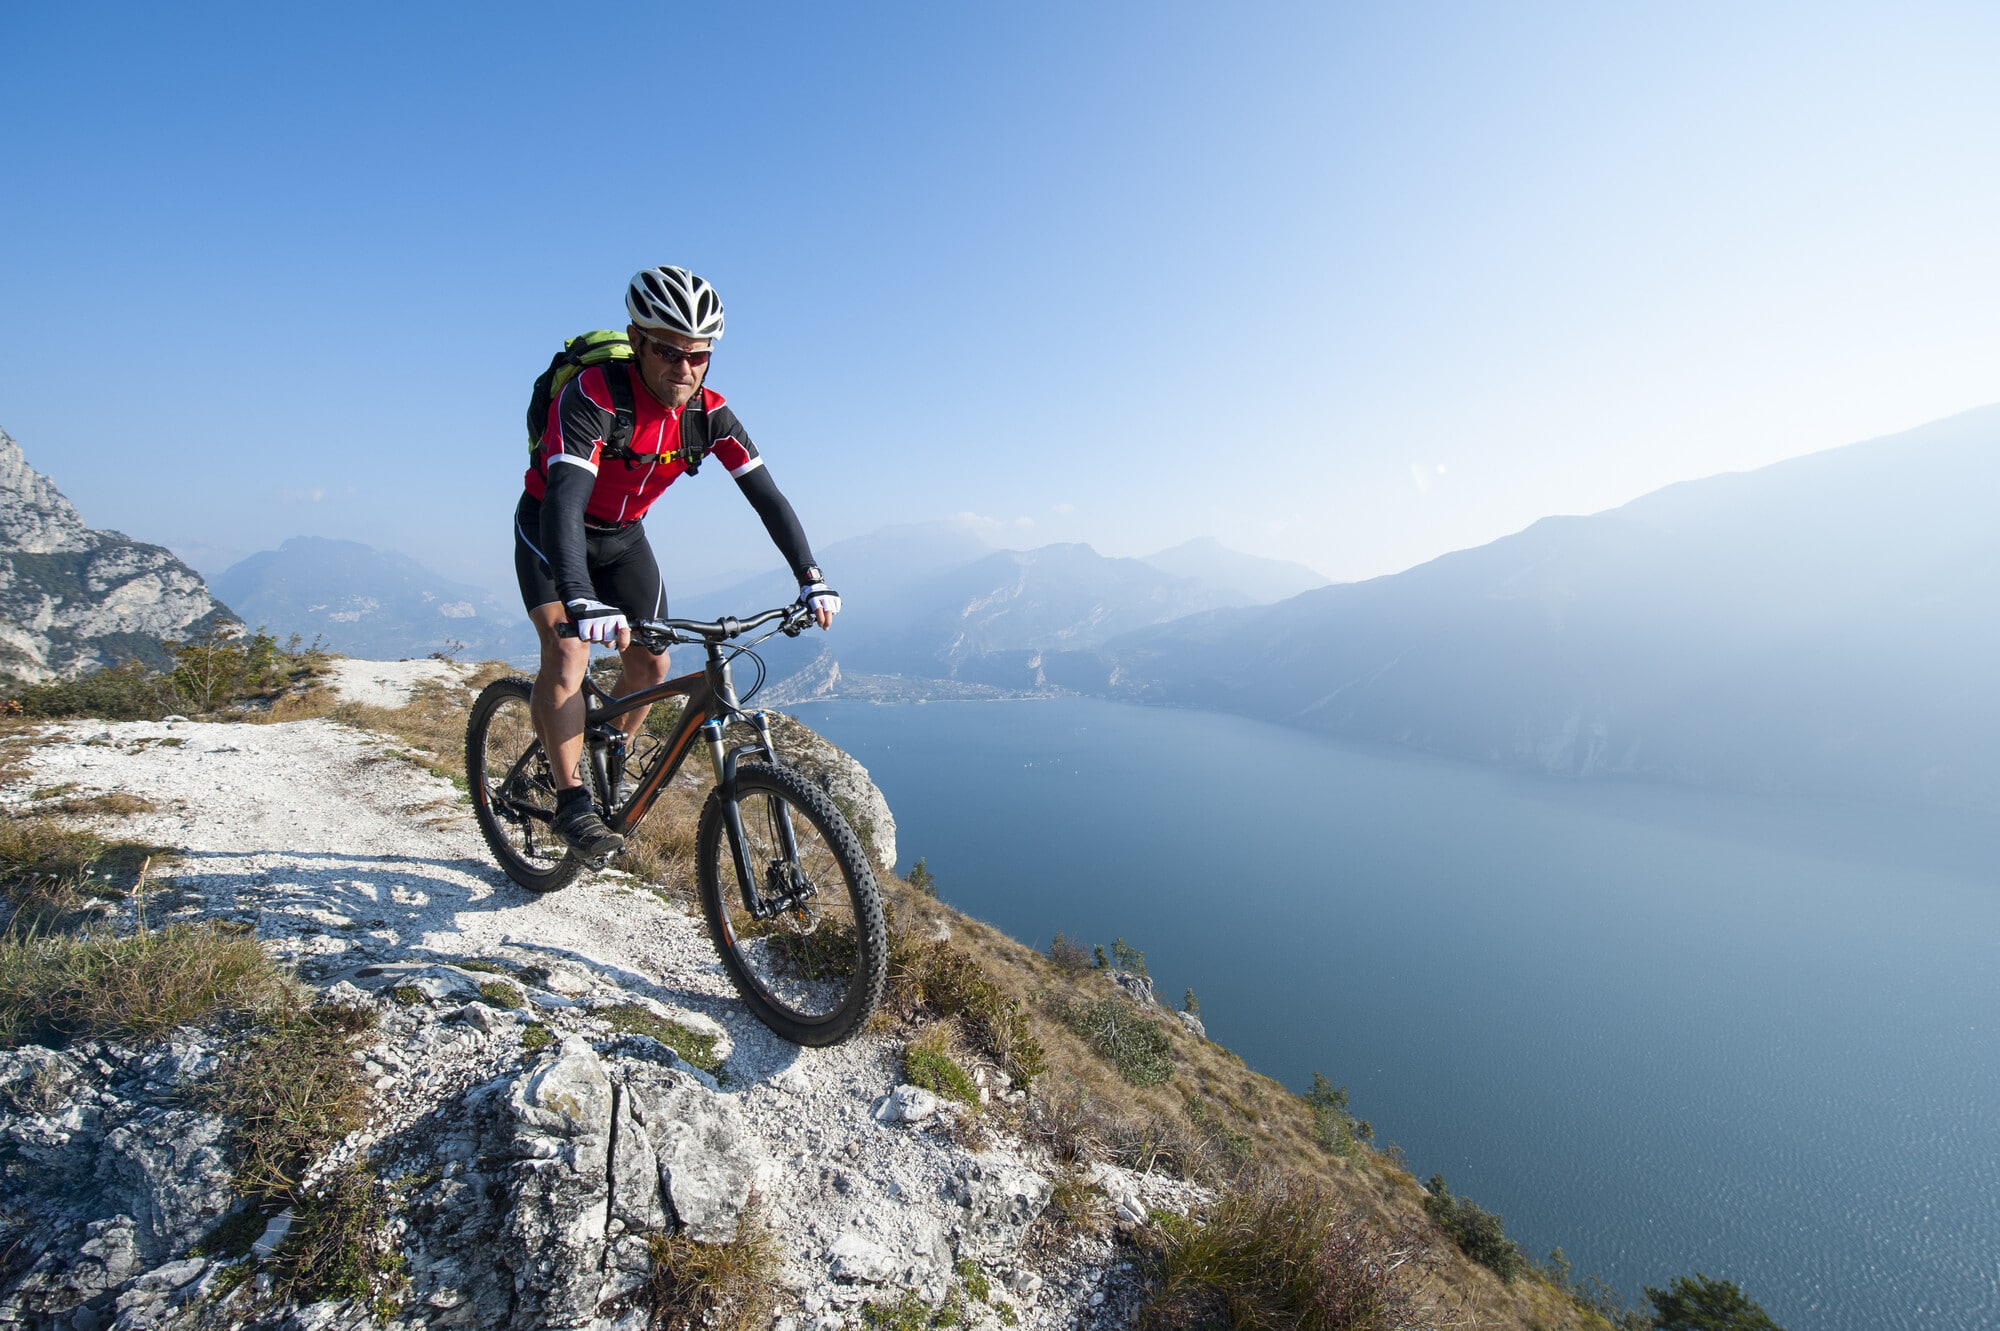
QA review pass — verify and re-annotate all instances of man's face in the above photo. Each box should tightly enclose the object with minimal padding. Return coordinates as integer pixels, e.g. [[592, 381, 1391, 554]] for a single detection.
[[629, 325, 712, 409]]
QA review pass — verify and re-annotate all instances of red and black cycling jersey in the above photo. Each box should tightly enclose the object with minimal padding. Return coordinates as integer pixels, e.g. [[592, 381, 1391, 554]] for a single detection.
[[522, 363, 818, 608]]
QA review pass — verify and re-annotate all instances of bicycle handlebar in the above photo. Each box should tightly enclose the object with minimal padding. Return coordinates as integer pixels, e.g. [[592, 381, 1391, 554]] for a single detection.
[[554, 599, 822, 647]]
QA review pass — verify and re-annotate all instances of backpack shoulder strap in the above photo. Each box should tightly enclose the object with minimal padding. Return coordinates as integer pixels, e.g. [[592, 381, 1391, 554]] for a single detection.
[[602, 361, 637, 459], [679, 390, 711, 475]]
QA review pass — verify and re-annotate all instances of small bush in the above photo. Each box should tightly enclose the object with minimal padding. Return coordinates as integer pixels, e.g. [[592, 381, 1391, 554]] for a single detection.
[[903, 1027, 979, 1105], [1038, 1163, 1113, 1240], [9, 660, 178, 720], [522, 1021, 553, 1052], [1305, 1072, 1365, 1158], [955, 1257, 991, 1303], [1141, 1170, 1438, 1331], [0, 921, 295, 1049], [1422, 1174, 1525, 1281], [1109, 936, 1149, 979], [1182, 986, 1200, 1016], [907, 858, 937, 897], [642, 1196, 781, 1331], [1051, 994, 1175, 1087], [599, 1004, 722, 1073], [1046, 931, 1094, 974], [1644, 1273, 1784, 1331]]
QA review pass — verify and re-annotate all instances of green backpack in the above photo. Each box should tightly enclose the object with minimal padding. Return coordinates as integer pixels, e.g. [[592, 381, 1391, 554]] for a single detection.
[[525, 330, 710, 474]]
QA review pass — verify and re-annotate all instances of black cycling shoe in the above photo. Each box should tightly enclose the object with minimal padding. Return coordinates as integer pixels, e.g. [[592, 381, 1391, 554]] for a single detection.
[[550, 800, 625, 863]]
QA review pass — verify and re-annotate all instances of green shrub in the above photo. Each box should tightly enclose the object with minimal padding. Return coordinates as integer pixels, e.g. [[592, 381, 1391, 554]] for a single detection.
[[10, 660, 177, 720], [1644, 1273, 1784, 1331], [903, 1028, 979, 1105], [1304, 1072, 1364, 1158], [887, 928, 1046, 1089], [955, 1258, 991, 1304], [1422, 1174, 1526, 1281], [522, 1021, 553, 1052], [476, 980, 524, 1010], [6, 628, 326, 720], [907, 858, 937, 897], [1052, 994, 1174, 1087], [1109, 936, 1148, 978]]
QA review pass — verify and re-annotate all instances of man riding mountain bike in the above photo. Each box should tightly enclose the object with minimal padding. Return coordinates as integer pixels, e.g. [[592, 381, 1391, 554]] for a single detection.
[[514, 265, 837, 860]]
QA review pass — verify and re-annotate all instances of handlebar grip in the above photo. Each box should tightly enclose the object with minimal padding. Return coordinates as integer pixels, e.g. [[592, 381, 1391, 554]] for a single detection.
[[554, 622, 577, 639]]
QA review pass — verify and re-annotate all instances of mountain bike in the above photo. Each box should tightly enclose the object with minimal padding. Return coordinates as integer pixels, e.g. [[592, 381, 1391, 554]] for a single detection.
[[463, 601, 886, 1045]]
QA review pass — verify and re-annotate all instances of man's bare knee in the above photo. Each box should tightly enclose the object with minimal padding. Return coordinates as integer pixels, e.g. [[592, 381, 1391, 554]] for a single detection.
[[619, 645, 670, 686]]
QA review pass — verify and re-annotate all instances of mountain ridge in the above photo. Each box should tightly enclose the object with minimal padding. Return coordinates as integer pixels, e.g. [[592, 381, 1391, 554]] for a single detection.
[[0, 425, 232, 681], [1100, 404, 2000, 811]]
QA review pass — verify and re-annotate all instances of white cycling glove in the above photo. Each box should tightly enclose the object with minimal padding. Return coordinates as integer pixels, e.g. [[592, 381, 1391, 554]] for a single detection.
[[566, 598, 628, 644], [800, 579, 842, 620]]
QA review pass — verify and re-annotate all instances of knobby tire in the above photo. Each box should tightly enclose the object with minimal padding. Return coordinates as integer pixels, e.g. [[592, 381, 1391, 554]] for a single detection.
[[466, 677, 584, 894], [695, 762, 887, 1046]]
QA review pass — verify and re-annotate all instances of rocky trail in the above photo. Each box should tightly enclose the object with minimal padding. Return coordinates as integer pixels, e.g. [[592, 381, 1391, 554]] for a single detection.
[[0, 668, 1199, 1330]]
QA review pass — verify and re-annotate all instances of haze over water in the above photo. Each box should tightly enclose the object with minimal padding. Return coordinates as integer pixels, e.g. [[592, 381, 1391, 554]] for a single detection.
[[796, 696, 2000, 1331]]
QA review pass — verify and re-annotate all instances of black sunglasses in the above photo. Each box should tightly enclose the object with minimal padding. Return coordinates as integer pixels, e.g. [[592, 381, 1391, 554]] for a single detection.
[[641, 335, 712, 366]]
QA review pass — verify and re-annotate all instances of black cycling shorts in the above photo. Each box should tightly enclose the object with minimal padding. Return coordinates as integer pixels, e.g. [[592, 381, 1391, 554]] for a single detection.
[[513, 494, 665, 621]]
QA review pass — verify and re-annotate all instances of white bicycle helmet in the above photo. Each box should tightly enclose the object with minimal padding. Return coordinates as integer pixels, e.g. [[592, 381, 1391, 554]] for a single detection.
[[626, 266, 725, 340]]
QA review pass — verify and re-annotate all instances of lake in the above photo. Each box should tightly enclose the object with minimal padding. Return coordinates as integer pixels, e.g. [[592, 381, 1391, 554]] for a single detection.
[[791, 696, 2000, 1331]]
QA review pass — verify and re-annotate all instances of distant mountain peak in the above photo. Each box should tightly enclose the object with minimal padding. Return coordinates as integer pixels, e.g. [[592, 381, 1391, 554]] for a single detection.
[[1139, 537, 1332, 604]]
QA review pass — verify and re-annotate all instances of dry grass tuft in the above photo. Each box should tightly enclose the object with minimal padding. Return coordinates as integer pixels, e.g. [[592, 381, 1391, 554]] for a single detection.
[[882, 903, 1046, 1090], [1141, 1169, 1441, 1331], [1034, 1163, 1113, 1245], [198, 1000, 377, 1198], [268, 1162, 406, 1315], [32, 790, 158, 818], [641, 1196, 782, 1331], [0, 920, 296, 1049]]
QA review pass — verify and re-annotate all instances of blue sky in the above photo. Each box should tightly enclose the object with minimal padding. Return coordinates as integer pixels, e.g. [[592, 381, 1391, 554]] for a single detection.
[[4, 2, 1999, 595]]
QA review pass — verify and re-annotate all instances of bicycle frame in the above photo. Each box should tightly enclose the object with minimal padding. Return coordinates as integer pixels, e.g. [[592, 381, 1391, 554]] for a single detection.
[[569, 635, 806, 922]]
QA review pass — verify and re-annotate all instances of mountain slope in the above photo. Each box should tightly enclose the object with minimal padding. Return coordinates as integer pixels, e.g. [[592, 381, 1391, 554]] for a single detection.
[[690, 526, 1250, 695], [0, 426, 231, 681], [213, 537, 537, 660], [1105, 405, 2000, 811]]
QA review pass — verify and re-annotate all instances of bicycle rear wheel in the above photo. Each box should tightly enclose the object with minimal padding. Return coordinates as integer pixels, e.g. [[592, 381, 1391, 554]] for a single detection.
[[695, 762, 887, 1045], [466, 678, 583, 893]]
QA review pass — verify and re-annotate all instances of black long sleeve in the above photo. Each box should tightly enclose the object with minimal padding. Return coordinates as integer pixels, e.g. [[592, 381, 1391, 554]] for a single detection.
[[735, 465, 818, 582], [539, 460, 598, 605]]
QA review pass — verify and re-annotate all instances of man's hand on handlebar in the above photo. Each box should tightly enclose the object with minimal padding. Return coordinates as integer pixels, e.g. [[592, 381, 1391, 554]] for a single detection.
[[566, 598, 631, 649], [799, 579, 840, 631]]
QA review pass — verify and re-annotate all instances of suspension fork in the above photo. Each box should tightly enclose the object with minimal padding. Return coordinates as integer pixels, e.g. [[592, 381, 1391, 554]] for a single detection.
[[710, 704, 804, 920]]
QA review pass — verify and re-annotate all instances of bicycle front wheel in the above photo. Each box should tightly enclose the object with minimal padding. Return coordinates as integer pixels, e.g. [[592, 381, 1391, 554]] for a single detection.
[[466, 678, 583, 893], [695, 763, 887, 1046]]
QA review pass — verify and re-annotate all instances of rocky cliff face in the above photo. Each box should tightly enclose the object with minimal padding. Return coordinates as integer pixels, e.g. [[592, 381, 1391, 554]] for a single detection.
[[0, 426, 231, 682]]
